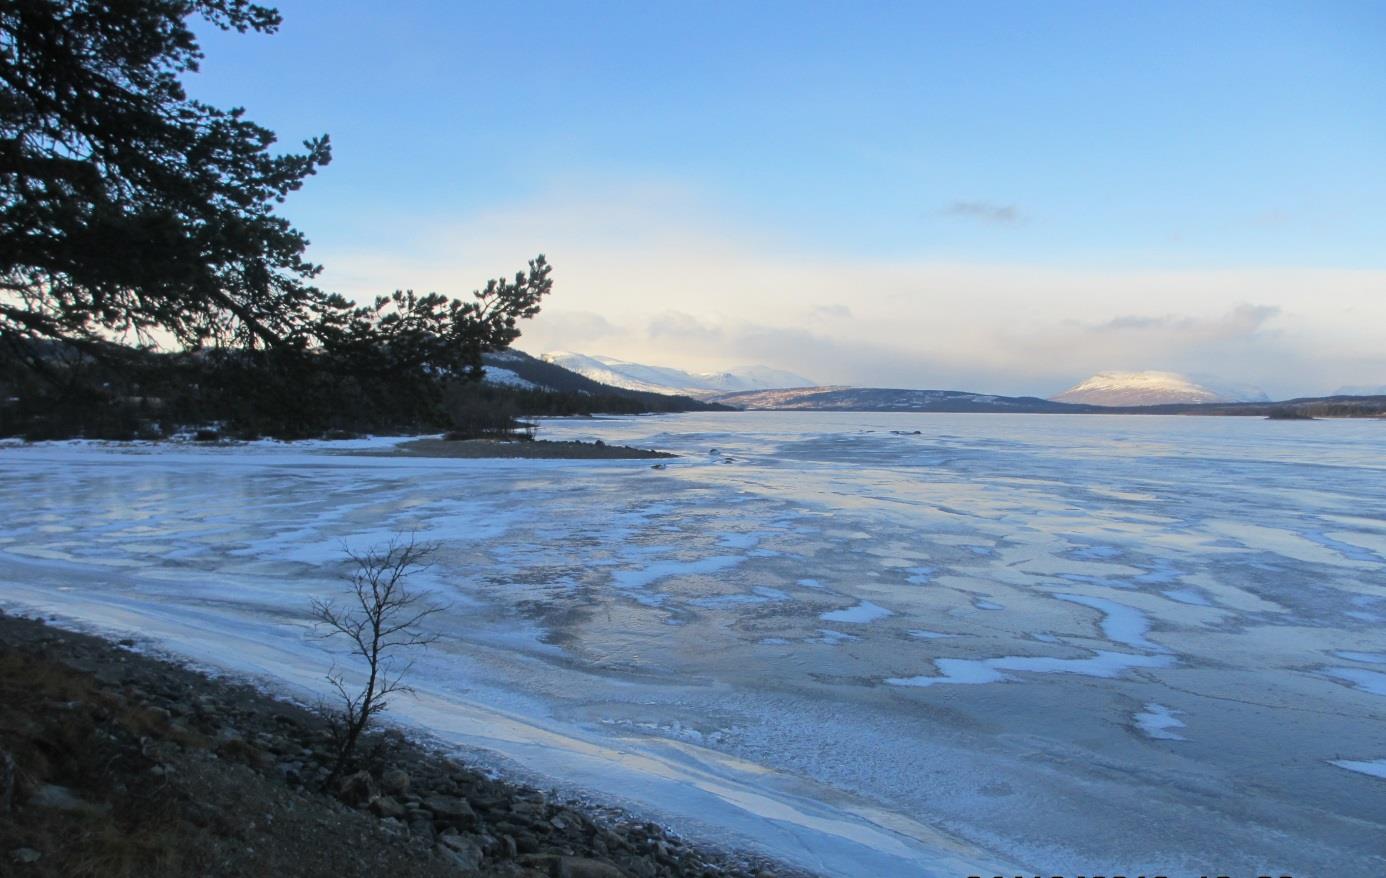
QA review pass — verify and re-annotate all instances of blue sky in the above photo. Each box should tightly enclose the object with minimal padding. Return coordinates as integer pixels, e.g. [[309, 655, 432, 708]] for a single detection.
[[192, 1, 1386, 395]]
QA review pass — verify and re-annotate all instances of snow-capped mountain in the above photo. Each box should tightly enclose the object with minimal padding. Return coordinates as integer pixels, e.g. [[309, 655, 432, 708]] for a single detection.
[[541, 352, 815, 398], [475, 350, 730, 411], [1051, 371, 1269, 406], [479, 363, 537, 388]]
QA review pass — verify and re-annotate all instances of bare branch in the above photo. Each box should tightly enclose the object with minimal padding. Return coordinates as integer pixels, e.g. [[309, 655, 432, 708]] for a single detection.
[[310, 533, 445, 787]]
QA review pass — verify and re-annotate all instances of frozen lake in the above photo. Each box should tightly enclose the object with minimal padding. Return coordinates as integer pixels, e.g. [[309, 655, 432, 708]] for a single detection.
[[2, 412, 1384, 876]]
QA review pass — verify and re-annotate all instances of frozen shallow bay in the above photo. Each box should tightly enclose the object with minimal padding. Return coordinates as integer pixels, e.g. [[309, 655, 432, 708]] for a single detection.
[[2, 413, 1385, 875]]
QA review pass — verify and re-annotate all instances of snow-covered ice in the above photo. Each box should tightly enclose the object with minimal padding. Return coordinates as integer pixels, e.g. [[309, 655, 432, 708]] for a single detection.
[[2, 412, 1385, 876], [1323, 667, 1386, 696], [819, 600, 892, 623], [1333, 759, 1386, 780], [1054, 593, 1165, 652], [1134, 703, 1187, 741], [886, 650, 1174, 687], [1334, 650, 1386, 665], [908, 629, 954, 640]]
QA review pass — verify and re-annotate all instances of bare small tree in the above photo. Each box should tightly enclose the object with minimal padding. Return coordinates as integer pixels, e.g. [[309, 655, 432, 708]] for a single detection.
[[311, 534, 443, 785]]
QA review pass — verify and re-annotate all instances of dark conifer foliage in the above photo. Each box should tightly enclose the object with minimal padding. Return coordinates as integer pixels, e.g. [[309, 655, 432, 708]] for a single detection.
[[0, 1, 562, 436], [0, 0, 332, 352], [318, 259, 553, 382]]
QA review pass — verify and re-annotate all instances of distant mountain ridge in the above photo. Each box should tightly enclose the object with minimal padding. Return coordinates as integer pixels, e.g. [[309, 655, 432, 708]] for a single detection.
[[711, 385, 1386, 418], [1052, 371, 1269, 406], [480, 350, 728, 411], [496, 352, 1386, 418], [542, 352, 815, 398], [710, 386, 1094, 413]]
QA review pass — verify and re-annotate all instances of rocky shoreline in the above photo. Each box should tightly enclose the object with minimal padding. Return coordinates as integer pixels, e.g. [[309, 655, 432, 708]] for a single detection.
[[0, 612, 809, 878]]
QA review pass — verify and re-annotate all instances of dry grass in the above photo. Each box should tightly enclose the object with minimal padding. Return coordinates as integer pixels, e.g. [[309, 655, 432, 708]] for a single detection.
[[0, 649, 204, 877], [0, 643, 451, 878]]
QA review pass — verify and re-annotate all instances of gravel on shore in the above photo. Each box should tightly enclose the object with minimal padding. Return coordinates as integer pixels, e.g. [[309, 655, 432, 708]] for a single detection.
[[0, 612, 805, 878]]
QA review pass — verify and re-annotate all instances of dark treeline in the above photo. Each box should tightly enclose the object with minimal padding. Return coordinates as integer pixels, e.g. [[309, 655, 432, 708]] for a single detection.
[[1225, 401, 1386, 419], [0, 341, 720, 442], [1099, 397, 1386, 418]]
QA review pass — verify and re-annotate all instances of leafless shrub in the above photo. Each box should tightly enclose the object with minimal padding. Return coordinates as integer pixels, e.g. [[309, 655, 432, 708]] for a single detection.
[[311, 534, 443, 785]]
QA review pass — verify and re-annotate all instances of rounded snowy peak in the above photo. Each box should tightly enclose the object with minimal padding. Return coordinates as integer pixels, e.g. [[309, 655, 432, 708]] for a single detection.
[[1051, 371, 1268, 406]]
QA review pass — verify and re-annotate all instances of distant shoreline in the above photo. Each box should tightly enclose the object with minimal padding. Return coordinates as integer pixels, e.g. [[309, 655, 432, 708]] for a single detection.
[[708, 387, 1386, 418], [349, 437, 676, 460]]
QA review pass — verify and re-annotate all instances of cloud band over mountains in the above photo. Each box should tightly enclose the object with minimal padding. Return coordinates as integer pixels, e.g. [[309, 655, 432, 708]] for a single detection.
[[314, 184, 1386, 399]]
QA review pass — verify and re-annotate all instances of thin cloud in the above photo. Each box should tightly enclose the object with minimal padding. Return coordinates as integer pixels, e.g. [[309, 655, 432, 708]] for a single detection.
[[647, 311, 725, 343], [521, 309, 621, 352], [317, 182, 1386, 398], [1094, 304, 1280, 341], [941, 200, 1024, 225]]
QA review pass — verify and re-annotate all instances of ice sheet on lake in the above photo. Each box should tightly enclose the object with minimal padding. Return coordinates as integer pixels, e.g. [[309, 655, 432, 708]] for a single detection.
[[4, 413, 1386, 876]]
